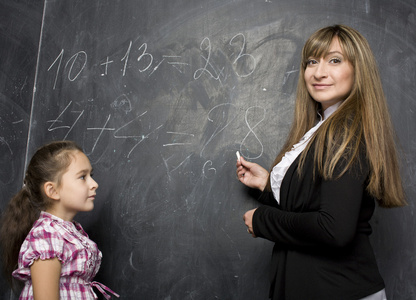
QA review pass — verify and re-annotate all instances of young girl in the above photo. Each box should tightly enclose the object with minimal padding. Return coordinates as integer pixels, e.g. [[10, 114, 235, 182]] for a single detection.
[[0, 141, 119, 299], [236, 25, 406, 299]]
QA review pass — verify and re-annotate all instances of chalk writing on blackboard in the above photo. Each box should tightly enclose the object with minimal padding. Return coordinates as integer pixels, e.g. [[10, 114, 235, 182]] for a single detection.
[[229, 33, 256, 78], [47, 34, 256, 89], [47, 50, 88, 89], [0, 137, 13, 155], [240, 106, 265, 159], [42, 33, 269, 179]]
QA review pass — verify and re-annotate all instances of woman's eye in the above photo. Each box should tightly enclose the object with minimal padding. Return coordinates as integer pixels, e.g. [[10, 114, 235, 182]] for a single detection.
[[329, 58, 341, 64], [307, 59, 317, 65]]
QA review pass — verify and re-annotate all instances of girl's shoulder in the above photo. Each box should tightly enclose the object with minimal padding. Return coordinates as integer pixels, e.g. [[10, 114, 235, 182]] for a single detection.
[[28, 212, 86, 244], [16, 213, 71, 269]]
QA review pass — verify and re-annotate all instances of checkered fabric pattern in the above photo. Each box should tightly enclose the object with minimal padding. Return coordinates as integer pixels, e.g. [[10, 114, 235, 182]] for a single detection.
[[12, 211, 118, 299]]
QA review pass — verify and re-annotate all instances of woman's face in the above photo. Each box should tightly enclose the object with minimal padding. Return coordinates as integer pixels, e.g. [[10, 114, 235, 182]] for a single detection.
[[304, 36, 354, 110]]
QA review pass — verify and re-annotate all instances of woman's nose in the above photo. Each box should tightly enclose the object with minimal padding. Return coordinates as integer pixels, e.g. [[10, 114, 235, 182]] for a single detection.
[[314, 62, 328, 78]]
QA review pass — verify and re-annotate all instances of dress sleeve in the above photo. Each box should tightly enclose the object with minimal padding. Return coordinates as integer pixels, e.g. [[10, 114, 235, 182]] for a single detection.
[[19, 221, 67, 268], [252, 155, 370, 248]]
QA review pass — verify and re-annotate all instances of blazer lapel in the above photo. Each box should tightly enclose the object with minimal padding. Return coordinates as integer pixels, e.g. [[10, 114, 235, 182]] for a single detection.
[[279, 154, 301, 211]]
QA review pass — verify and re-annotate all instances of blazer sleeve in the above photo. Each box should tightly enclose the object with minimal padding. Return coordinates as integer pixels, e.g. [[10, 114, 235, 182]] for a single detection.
[[252, 155, 370, 248]]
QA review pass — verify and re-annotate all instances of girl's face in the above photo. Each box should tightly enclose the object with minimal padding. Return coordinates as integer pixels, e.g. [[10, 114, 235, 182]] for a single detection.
[[304, 36, 354, 110], [52, 151, 98, 221]]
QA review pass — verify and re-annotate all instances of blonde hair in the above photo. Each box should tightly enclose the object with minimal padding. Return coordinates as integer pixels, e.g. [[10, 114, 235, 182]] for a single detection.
[[269, 24, 406, 208]]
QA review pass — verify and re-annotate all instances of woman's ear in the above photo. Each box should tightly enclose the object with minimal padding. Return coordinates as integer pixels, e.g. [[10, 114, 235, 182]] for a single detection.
[[44, 181, 60, 200]]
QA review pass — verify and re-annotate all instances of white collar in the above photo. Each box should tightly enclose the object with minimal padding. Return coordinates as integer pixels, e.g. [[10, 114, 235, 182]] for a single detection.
[[322, 101, 343, 120]]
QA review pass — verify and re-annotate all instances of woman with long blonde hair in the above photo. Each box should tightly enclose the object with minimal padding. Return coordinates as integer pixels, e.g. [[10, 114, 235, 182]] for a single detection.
[[236, 24, 406, 299]]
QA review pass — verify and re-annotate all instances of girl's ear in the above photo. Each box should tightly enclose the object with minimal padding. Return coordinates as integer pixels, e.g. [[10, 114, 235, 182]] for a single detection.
[[44, 181, 60, 200]]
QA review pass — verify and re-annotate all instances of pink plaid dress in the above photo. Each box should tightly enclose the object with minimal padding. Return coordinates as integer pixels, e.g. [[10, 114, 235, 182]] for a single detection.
[[12, 211, 118, 300]]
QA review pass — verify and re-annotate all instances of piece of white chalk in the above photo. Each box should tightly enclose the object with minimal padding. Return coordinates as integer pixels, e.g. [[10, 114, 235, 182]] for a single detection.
[[236, 151, 241, 161]]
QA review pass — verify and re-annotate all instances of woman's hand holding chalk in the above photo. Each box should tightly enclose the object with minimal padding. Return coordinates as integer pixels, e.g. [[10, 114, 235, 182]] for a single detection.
[[236, 151, 241, 162]]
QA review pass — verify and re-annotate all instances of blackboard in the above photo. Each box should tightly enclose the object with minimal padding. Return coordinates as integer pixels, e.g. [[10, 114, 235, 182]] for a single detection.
[[0, 0, 43, 297], [1, 0, 416, 299]]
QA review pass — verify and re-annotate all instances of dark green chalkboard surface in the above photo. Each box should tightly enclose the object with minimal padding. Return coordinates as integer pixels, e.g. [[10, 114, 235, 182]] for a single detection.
[[1, 0, 415, 299]]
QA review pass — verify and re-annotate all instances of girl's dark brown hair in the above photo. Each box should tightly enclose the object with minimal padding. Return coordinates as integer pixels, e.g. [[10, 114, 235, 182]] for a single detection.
[[0, 140, 83, 289]]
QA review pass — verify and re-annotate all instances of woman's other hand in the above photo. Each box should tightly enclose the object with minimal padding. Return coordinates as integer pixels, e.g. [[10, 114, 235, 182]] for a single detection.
[[244, 208, 257, 238]]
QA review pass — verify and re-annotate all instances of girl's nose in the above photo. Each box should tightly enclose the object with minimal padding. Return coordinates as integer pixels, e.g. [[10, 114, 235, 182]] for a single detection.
[[91, 178, 99, 190]]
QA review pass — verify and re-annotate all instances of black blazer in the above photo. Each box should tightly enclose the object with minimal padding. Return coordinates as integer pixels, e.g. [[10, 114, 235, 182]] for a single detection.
[[252, 147, 385, 300]]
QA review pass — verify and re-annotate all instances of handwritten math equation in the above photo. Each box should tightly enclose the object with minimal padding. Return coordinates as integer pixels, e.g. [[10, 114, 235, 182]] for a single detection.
[[46, 98, 265, 175], [43, 34, 267, 177], [47, 33, 256, 89]]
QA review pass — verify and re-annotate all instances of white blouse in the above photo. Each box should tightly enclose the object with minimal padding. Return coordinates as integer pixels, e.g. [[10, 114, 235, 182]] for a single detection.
[[270, 101, 342, 204]]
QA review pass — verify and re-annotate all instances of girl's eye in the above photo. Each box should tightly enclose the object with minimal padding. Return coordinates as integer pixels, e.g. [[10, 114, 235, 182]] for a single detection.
[[80, 175, 86, 180]]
